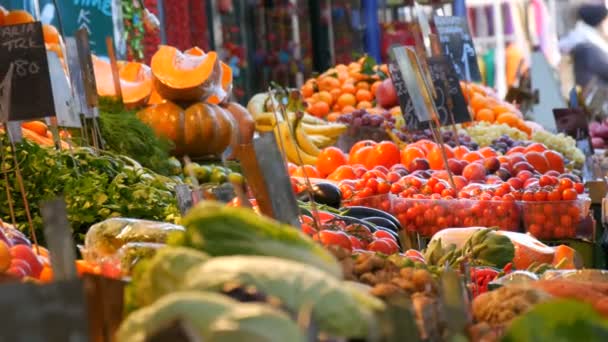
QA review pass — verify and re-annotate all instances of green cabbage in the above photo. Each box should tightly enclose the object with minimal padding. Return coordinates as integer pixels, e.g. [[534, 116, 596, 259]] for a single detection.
[[117, 291, 304, 342], [174, 201, 342, 277], [127, 247, 209, 309], [183, 256, 382, 338]]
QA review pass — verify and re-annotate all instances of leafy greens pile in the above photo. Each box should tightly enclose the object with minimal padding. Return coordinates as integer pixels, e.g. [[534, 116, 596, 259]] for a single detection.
[[0, 137, 181, 244]]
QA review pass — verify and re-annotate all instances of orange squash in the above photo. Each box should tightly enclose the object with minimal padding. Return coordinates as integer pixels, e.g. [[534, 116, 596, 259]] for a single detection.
[[150, 45, 222, 101], [137, 101, 233, 157], [223, 102, 254, 145], [93, 56, 153, 108], [208, 62, 233, 104]]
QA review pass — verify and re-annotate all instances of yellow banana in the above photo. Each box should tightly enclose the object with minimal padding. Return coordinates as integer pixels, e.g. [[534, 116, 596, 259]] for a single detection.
[[308, 134, 333, 147], [246, 93, 269, 119], [273, 122, 318, 165], [294, 120, 321, 156], [302, 114, 327, 125], [255, 123, 274, 132], [302, 122, 347, 138]]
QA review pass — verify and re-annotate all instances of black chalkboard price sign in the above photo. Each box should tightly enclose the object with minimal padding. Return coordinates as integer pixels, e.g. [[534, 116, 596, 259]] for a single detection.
[[0, 22, 55, 121], [427, 55, 471, 125], [433, 16, 482, 83]]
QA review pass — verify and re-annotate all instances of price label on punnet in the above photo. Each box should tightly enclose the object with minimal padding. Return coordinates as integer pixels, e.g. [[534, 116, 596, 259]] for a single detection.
[[0, 22, 55, 121], [388, 45, 436, 131], [433, 15, 482, 83]]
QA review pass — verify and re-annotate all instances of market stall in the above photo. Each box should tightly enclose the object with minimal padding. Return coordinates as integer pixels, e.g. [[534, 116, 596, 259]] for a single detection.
[[0, 2, 607, 342]]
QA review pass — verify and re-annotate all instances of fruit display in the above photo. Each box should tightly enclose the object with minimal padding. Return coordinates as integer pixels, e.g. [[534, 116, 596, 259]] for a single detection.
[[591, 119, 608, 149], [247, 92, 347, 165]]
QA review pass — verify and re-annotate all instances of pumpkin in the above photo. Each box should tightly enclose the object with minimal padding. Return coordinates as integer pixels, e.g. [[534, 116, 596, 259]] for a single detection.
[[207, 62, 233, 105], [150, 45, 222, 102], [137, 101, 233, 157], [93, 56, 153, 108], [223, 102, 254, 145]]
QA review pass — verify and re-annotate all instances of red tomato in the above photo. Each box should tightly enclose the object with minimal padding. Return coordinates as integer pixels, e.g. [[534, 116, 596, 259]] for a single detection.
[[369, 141, 401, 169], [301, 223, 316, 236], [318, 230, 352, 250], [367, 239, 397, 254], [574, 182, 585, 194], [562, 188, 578, 201], [404, 249, 425, 261], [349, 236, 363, 249], [373, 230, 396, 241], [558, 178, 574, 191], [381, 238, 400, 253], [311, 211, 336, 223]]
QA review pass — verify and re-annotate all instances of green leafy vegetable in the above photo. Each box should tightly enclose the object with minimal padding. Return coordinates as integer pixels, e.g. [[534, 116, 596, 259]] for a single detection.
[[117, 291, 305, 342], [173, 201, 342, 277], [503, 299, 608, 342], [184, 255, 383, 338], [0, 137, 181, 244]]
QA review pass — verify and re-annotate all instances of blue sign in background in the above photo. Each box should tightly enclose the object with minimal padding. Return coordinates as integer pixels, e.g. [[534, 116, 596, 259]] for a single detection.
[[1, 0, 114, 57]]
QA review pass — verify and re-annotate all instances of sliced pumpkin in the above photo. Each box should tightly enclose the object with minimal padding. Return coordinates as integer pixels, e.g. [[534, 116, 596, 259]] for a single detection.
[[93, 56, 153, 108], [150, 45, 222, 101], [497, 231, 555, 270], [119, 62, 153, 108], [208, 62, 233, 105], [552, 245, 581, 270]]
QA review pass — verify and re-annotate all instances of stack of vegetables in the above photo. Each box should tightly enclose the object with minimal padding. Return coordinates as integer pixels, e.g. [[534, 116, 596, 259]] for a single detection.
[[92, 46, 255, 159]]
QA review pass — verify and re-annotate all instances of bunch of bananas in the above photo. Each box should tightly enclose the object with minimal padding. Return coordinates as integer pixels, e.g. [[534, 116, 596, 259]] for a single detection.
[[247, 93, 347, 165]]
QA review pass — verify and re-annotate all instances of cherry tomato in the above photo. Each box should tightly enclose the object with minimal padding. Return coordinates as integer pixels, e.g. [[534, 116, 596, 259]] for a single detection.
[[373, 230, 396, 241], [534, 190, 548, 202], [558, 178, 574, 191], [404, 249, 425, 262], [390, 183, 404, 194], [574, 182, 585, 194], [377, 181, 391, 194], [301, 223, 316, 236], [349, 236, 363, 249], [381, 238, 400, 253], [367, 239, 394, 254], [522, 191, 535, 202], [318, 230, 352, 250], [539, 175, 556, 187], [562, 188, 578, 201], [547, 190, 561, 201], [344, 224, 373, 242]]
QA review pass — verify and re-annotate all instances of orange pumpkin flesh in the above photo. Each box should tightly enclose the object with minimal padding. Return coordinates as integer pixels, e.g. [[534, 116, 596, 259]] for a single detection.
[[119, 62, 153, 108], [208, 62, 233, 105], [151, 45, 221, 101], [93, 56, 153, 108]]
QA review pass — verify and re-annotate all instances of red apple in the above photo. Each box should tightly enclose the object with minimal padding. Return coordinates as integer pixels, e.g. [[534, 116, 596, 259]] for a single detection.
[[375, 79, 398, 108]]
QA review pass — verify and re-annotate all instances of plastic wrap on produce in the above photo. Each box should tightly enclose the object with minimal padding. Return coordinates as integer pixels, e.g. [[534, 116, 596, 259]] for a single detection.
[[84, 218, 185, 260]]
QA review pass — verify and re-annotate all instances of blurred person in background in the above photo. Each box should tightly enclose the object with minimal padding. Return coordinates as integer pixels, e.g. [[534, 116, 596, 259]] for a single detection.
[[559, 3, 608, 88]]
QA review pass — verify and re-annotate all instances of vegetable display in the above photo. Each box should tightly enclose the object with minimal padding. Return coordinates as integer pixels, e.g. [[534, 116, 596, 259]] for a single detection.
[[0, 138, 180, 244]]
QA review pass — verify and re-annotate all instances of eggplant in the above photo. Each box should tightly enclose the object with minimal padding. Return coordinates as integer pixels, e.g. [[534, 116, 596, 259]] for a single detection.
[[363, 216, 399, 233], [337, 216, 377, 232], [298, 182, 342, 209], [340, 206, 402, 230]]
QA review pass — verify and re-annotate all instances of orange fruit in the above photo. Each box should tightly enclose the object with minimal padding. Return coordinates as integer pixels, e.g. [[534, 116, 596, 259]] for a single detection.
[[42, 24, 60, 44], [371, 81, 382, 95], [337, 93, 356, 108], [301, 83, 314, 98], [330, 88, 341, 101], [0, 241, 10, 273], [293, 165, 321, 178], [316, 147, 348, 177], [340, 83, 357, 94], [401, 146, 425, 167], [38, 266, 53, 283], [4, 10, 34, 25], [525, 152, 550, 174], [356, 101, 373, 109], [355, 89, 373, 102], [544, 150, 565, 173], [327, 165, 357, 181], [317, 90, 333, 106], [318, 77, 340, 91], [495, 112, 520, 126], [326, 112, 341, 122], [341, 105, 356, 114], [475, 108, 495, 122], [308, 101, 330, 117], [469, 93, 488, 112], [356, 81, 370, 90], [427, 145, 454, 170]]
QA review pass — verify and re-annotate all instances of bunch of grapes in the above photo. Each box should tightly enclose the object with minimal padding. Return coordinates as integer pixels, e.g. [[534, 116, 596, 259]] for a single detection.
[[490, 135, 528, 154], [337, 109, 396, 128], [532, 131, 585, 167], [465, 122, 528, 147]]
